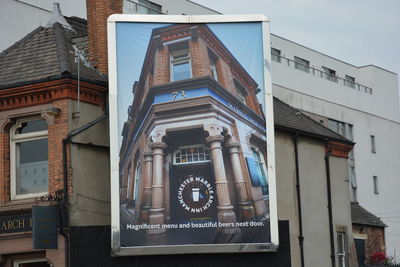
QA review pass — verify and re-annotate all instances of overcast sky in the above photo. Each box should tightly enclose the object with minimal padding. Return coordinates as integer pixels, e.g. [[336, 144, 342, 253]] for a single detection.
[[193, 0, 400, 80]]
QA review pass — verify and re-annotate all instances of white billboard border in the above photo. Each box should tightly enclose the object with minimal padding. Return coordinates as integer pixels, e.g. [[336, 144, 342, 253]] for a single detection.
[[107, 14, 278, 256]]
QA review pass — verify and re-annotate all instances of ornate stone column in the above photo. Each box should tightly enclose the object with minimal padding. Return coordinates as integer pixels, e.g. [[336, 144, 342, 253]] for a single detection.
[[226, 141, 255, 220], [206, 135, 238, 234], [140, 151, 153, 222], [148, 142, 167, 234]]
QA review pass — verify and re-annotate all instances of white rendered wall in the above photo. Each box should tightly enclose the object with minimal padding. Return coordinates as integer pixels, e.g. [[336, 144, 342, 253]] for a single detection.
[[271, 34, 400, 122], [271, 33, 400, 258]]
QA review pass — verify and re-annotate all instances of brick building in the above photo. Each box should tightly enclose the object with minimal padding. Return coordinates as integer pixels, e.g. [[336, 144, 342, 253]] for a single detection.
[[0, 6, 108, 266]]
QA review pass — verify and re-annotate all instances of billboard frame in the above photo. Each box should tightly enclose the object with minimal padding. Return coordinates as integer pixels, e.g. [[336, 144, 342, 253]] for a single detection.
[[108, 14, 278, 256]]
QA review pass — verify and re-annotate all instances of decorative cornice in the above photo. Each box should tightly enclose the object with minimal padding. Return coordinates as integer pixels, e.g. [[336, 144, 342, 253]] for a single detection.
[[326, 141, 354, 159], [0, 78, 107, 112]]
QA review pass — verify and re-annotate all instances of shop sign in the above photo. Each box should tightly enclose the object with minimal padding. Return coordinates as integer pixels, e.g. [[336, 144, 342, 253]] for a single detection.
[[0, 213, 32, 234], [32, 206, 58, 249]]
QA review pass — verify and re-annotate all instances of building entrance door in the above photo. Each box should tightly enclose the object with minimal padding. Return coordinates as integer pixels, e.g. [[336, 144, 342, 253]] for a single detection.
[[170, 163, 217, 224]]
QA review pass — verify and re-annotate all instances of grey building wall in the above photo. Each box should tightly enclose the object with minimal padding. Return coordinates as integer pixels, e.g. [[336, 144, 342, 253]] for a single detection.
[[275, 131, 356, 267], [68, 101, 111, 226]]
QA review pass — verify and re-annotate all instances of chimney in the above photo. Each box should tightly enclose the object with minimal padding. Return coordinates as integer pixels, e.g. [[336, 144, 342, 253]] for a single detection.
[[86, 0, 122, 75]]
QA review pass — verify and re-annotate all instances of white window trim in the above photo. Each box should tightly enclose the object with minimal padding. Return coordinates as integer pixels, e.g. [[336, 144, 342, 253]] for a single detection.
[[14, 258, 49, 267], [10, 118, 48, 200], [170, 45, 192, 82], [173, 144, 211, 165], [337, 232, 348, 267]]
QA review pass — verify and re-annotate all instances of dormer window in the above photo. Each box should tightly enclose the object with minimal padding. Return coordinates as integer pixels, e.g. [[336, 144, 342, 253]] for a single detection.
[[170, 42, 191, 82]]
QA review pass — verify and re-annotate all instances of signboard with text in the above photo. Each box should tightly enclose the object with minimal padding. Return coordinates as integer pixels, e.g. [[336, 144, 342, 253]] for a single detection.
[[108, 14, 277, 255]]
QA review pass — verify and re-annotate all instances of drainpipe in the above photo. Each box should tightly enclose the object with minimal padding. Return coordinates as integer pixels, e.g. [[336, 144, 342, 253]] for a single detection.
[[293, 133, 305, 267], [325, 141, 336, 267], [61, 106, 108, 267]]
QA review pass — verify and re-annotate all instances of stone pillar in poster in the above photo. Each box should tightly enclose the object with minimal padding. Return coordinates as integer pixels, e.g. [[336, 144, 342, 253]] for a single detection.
[[206, 135, 239, 234], [226, 141, 255, 220], [148, 142, 167, 234], [141, 151, 153, 222]]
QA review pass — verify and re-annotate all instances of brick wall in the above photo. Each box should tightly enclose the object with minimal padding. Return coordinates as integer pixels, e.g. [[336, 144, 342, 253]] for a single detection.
[[353, 224, 386, 264], [0, 131, 10, 204], [47, 99, 70, 196]]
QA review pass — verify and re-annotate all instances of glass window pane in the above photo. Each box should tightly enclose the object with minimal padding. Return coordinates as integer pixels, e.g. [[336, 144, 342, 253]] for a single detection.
[[16, 119, 47, 134], [173, 62, 191, 81], [17, 139, 48, 195]]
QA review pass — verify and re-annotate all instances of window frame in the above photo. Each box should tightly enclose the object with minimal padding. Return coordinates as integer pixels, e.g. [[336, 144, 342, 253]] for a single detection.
[[322, 66, 338, 82], [10, 117, 48, 200], [172, 144, 211, 165], [337, 231, 349, 267], [133, 162, 141, 201], [370, 135, 376, 153], [13, 258, 49, 267], [373, 176, 379, 194], [138, 0, 161, 14], [294, 56, 310, 73], [271, 48, 281, 63], [344, 75, 356, 88], [169, 43, 192, 82]]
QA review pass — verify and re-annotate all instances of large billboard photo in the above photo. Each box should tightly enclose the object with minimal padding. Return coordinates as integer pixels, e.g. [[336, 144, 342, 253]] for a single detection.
[[108, 15, 277, 255]]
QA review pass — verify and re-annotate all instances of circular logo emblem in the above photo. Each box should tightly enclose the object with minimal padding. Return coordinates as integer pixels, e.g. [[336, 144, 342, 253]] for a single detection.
[[177, 175, 214, 213]]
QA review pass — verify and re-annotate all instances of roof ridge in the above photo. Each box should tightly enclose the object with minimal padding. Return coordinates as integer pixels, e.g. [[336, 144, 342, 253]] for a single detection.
[[53, 22, 72, 75], [0, 26, 44, 57]]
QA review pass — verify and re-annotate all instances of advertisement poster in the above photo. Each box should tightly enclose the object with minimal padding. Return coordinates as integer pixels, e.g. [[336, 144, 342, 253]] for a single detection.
[[108, 15, 277, 255]]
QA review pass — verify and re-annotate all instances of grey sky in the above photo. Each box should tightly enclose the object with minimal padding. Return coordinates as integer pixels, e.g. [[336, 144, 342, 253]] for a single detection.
[[193, 0, 400, 79]]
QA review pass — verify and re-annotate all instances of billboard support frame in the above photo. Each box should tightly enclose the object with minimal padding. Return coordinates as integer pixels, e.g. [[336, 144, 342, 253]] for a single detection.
[[108, 14, 278, 256]]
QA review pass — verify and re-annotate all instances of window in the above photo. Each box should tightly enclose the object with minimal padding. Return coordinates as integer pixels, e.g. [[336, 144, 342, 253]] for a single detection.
[[173, 145, 210, 165], [126, 163, 132, 201], [373, 176, 379, 194], [138, 0, 161, 14], [251, 148, 268, 196], [233, 80, 247, 103], [322, 66, 338, 82], [370, 135, 376, 153], [133, 162, 141, 200], [337, 232, 349, 267], [10, 118, 48, 200], [344, 75, 355, 88], [271, 48, 281, 63], [208, 50, 219, 81], [170, 42, 191, 82], [13, 258, 50, 267], [328, 119, 346, 137], [294, 56, 310, 73]]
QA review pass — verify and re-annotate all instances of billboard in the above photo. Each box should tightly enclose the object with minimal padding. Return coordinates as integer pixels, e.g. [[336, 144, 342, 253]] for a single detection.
[[108, 14, 277, 255]]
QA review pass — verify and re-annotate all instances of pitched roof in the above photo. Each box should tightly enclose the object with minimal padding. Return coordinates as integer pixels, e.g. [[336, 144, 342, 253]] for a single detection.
[[351, 202, 386, 227], [0, 18, 106, 90], [273, 97, 352, 143]]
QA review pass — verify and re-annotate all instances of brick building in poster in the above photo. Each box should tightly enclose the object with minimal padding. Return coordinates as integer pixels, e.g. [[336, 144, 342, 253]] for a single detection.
[[118, 23, 270, 245]]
